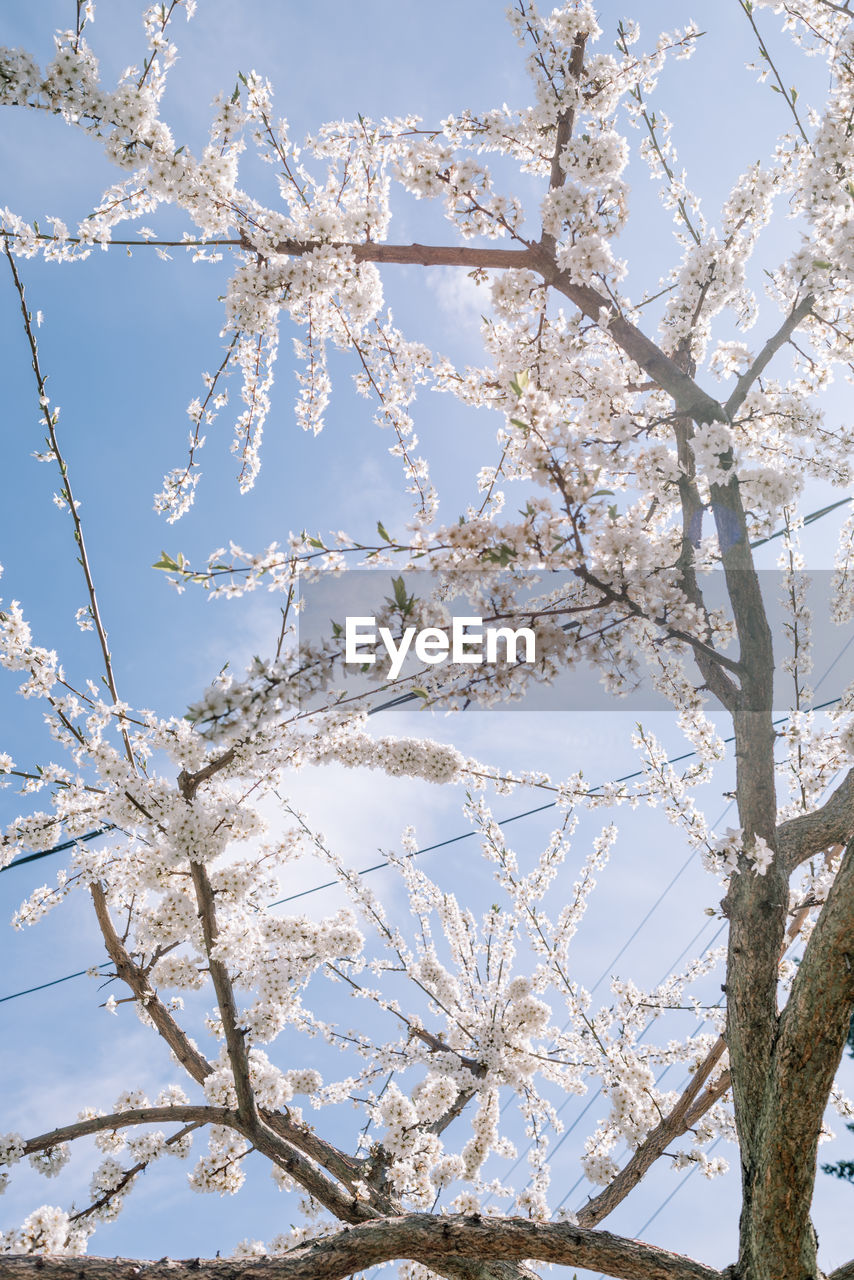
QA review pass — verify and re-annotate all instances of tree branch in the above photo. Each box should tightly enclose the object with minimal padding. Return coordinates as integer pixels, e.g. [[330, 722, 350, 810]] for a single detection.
[[742, 838, 854, 1277], [777, 770, 854, 874], [577, 1038, 727, 1228], [267, 237, 538, 270], [724, 294, 815, 421], [68, 1124, 202, 1227], [187, 855, 260, 1129], [0, 1215, 724, 1280], [262, 233, 728, 424], [90, 883, 215, 1085], [673, 406, 740, 711], [20, 1107, 231, 1156], [530, 251, 727, 423], [540, 32, 587, 251]]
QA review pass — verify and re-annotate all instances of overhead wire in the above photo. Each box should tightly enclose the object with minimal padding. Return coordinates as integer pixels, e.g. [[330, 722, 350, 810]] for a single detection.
[[1, 825, 113, 875], [0, 694, 846, 1006], [0, 502, 850, 1253], [2, 493, 850, 881], [0, 963, 111, 1005], [499, 610, 852, 1215], [1, 540, 849, 1280]]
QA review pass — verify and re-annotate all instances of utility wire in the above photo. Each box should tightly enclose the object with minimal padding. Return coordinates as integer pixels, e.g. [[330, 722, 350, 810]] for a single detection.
[[749, 495, 852, 548], [588, 1136, 725, 1280], [270, 695, 843, 907], [1, 825, 113, 875], [0, 963, 111, 1005], [0, 694, 845, 1006], [2, 494, 849, 880], [541, 617, 851, 1214], [504, 613, 849, 1213], [268, 801, 559, 906]]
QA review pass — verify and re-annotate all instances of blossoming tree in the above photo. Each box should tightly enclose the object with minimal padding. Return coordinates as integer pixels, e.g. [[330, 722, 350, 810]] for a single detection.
[[1, 2, 854, 1279]]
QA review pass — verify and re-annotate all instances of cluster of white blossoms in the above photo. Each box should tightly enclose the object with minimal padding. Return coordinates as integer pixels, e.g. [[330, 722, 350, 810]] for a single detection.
[[708, 828, 775, 880], [0, 1135, 24, 1196], [4, 0, 854, 1260], [0, 1206, 89, 1257], [308, 732, 469, 786], [27, 1146, 70, 1180], [188, 1128, 250, 1196]]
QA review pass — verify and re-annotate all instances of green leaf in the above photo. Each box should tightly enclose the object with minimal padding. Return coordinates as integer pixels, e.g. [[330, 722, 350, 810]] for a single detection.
[[509, 369, 530, 397], [377, 520, 392, 543], [390, 575, 415, 615], [153, 551, 179, 572], [481, 544, 517, 566]]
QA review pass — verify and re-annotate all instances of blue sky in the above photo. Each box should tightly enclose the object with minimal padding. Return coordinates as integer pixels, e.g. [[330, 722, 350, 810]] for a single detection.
[[2, 2, 854, 1275]]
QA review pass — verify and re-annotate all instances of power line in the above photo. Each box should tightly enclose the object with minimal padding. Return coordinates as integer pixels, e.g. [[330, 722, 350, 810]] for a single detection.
[[0, 694, 845, 1006], [269, 695, 843, 907], [1, 825, 113, 875], [540, 622, 852, 1216], [749, 495, 852, 548], [500, 881, 731, 1196], [268, 801, 559, 906], [0, 962, 111, 1005], [0, 496, 850, 880], [635, 1137, 725, 1239], [505, 585, 852, 1212]]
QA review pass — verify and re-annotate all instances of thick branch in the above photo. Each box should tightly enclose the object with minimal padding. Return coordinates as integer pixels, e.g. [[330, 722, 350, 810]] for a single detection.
[[540, 33, 587, 251], [237, 1116, 375, 1226], [671, 369, 741, 712], [743, 839, 854, 1278], [714, 471, 783, 1174], [0, 1215, 724, 1280], [264, 235, 728, 424], [777, 770, 854, 874], [268, 237, 537, 270], [531, 251, 727, 423]]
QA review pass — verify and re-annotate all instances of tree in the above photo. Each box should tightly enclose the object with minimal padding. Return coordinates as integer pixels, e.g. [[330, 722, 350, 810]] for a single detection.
[[1, 1, 854, 1278]]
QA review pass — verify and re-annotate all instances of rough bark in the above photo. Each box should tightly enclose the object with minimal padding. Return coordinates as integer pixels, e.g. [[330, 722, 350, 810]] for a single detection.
[[777, 769, 854, 873], [709, 470, 791, 1273], [737, 840, 854, 1280], [0, 1216, 723, 1280]]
